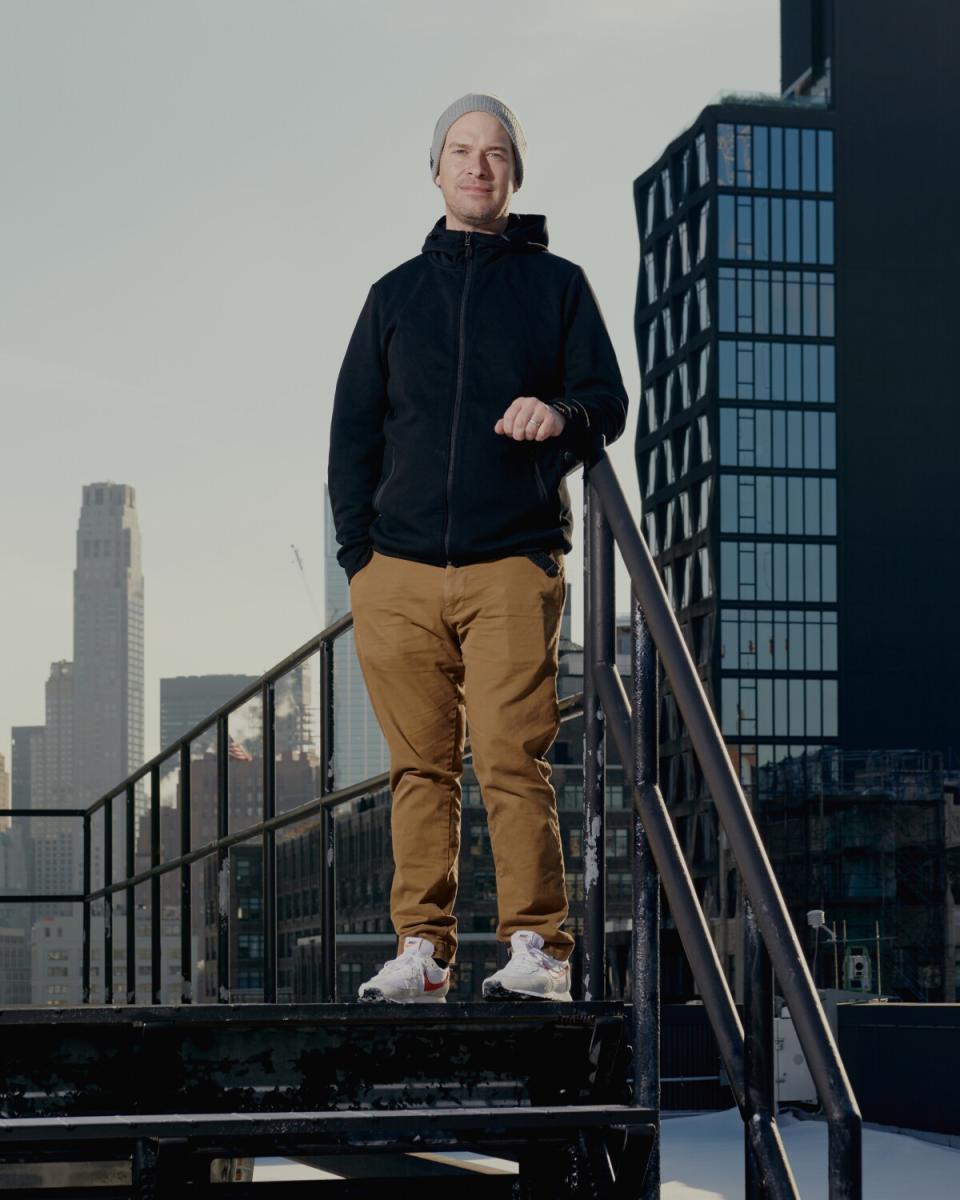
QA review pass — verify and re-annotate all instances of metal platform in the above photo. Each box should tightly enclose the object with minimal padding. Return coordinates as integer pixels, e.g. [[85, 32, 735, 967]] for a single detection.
[[0, 1001, 656, 1197]]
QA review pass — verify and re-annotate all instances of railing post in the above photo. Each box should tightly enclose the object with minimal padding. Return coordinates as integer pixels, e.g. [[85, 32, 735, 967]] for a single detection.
[[151, 763, 161, 1004], [82, 809, 91, 1004], [582, 481, 612, 1000], [631, 586, 660, 1200], [262, 681, 278, 1004], [216, 714, 230, 1003], [319, 638, 337, 1002], [745, 894, 775, 1200], [104, 794, 113, 1005], [179, 742, 192, 1003], [126, 783, 136, 1004]]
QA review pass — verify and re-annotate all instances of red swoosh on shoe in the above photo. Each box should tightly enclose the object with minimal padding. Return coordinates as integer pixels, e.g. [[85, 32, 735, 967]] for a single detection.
[[423, 975, 447, 992]]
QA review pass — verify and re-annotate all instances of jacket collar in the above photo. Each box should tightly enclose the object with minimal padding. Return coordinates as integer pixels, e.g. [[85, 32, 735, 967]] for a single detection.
[[421, 212, 549, 264]]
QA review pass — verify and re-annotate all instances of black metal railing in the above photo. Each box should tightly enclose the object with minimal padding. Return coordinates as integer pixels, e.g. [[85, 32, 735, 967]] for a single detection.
[[581, 452, 861, 1200], [3, 450, 862, 1198]]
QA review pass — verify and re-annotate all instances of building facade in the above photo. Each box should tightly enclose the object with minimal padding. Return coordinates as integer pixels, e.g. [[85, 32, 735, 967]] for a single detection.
[[632, 0, 960, 998], [72, 483, 145, 817]]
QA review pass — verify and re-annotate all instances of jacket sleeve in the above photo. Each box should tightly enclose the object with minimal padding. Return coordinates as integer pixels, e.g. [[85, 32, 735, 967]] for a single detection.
[[327, 284, 389, 582], [548, 266, 629, 466]]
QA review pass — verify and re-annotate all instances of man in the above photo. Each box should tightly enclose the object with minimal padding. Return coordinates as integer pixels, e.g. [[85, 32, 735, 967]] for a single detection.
[[327, 93, 628, 1003]]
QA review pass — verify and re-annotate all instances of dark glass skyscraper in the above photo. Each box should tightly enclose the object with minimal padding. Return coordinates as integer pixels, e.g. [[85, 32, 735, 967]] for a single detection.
[[633, 0, 960, 996]]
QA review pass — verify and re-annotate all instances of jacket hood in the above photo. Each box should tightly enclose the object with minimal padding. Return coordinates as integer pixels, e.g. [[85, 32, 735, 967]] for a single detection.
[[422, 212, 549, 264]]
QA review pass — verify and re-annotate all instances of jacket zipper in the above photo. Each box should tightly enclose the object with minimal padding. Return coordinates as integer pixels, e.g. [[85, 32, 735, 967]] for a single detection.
[[443, 231, 473, 562], [372, 445, 396, 511], [533, 456, 549, 503]]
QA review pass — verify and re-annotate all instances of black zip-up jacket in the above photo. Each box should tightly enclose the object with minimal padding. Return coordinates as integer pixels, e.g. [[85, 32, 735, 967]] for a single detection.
[[327, 212, 629, 581]]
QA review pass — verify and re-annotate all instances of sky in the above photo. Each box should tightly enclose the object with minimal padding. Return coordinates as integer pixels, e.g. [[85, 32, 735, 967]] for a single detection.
[[0, 0, 780, 772]]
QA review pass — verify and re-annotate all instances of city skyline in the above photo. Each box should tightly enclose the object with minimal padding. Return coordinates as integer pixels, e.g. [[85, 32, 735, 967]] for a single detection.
[[0, 0, 782, 773]]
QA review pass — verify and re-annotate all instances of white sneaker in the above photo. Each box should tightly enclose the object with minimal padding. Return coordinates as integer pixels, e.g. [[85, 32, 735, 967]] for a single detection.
[[357, 936, 450, 1004], [481, 930, 573, 1002]]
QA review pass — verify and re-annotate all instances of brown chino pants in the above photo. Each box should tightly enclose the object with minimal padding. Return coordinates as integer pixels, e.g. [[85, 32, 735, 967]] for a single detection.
[[349, 548, 575, 966]]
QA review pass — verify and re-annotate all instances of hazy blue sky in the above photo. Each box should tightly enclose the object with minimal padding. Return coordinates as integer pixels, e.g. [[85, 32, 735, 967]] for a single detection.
[[1, 0, 779, 771]]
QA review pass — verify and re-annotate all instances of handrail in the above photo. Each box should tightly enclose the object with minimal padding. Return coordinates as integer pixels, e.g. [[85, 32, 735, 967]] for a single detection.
[[584, 452, 861, 1200]]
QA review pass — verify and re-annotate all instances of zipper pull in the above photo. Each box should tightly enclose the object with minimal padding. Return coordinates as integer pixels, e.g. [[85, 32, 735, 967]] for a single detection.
[[465, 231, 472, 258]]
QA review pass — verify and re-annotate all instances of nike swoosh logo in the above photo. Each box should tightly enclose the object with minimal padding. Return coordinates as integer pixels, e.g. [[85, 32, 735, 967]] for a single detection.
[[423, 975, 448, 992]]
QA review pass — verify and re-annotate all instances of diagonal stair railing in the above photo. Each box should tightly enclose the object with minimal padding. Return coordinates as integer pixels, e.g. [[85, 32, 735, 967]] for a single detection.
[[581, 451, 861, 1200]]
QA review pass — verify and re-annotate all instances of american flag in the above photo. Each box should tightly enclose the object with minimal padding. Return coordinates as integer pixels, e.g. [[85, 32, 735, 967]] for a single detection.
[[228, 736, 254, 762]]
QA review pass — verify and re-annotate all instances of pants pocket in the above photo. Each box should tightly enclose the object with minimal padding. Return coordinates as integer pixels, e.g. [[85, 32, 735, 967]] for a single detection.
[[524, 549, 562, 577]]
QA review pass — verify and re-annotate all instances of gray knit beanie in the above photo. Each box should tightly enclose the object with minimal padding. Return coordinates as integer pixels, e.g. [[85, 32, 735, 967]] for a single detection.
[[430, 93, 527, 187]]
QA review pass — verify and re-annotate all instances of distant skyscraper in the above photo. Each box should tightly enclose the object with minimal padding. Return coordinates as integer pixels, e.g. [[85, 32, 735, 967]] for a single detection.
[[323, 485, 388, 787], [161, 675, 258, 760], [72, 483, 144, 817]]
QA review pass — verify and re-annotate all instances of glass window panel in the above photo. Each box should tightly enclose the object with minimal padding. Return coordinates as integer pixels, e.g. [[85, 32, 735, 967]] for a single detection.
[[720, 474, 737, 531], [737, 196, 753, 258], [755, 342, 771, 400], [698, 276, 710, 330], [719, 268, 736, 331], [823, 613, 838, 670], [822, 545, 837, 603], [771, 409, 786, 468], [822, 411, 836, 469], [679, 221, 691, 275], [701, 545, 712, 596], [697, 132, 709, 187], [807, 679, 822, 737], [823, 680, 838, 736], [786, 343, 802, 401], [801, 129, 817, 191], [757, 474, 772, 534], [788, 409, 803, 468], [698, 200, 710, 261], [803, 343, 820, 402], [789, 678, 804, 735], [784, 128, 800, 190], [717, 124, 735, 186], [806, 542, 820, 600], [770, 197, 784, 261], [804, 410, 820, 469], [771, 542, 785, 600], [736, 124, 752, 187], [699, 414, 712, 462], [771, 343, 785, 400], [718, 195, 735, 258], [737, 270, 753, 332], [802, 199, 818, 263], [784, 198, 800, 260], [822, 478, 837, 535], [805, 476, 820, 534], [755, 268, 770, 333], [818, 130, 833, 192], [775, 678, 788, 737], [757, 612, 773, 670], [803, 272, 819, 335], [646, 181, 657, 236], [757, 408, 772, 466], [754, 125, 769, 188], [755, 196, 769, 260], [721, 678, 739, 735], [662, 166, 674, 218], [819, 274, 835, 336], [721, 541, 738, 598], [806, 612, 822, 670], [770, 270, 784, 333], [738, 475, 755, 531], [735, 409, 753, 465], [820, 344, 835, 404], [788, 542, 804, 600], [758, 678, 774, 736], [773, 474, 786, 532], [770, 127, 783, 189], [788, 476, 804, 534], [819, 200, 834, 263], [785, 271, 802, 335], [721, 611, 738, 667], [789, 612, 805, 670], [644, 252, 657, 303], [698, 343, 710, 397], [737, 342, 754, 399], [719, 340, 736, 397]]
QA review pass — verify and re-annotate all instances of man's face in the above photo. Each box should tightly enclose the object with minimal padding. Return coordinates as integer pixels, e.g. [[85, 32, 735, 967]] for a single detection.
[[435, 110, 517, 230]]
